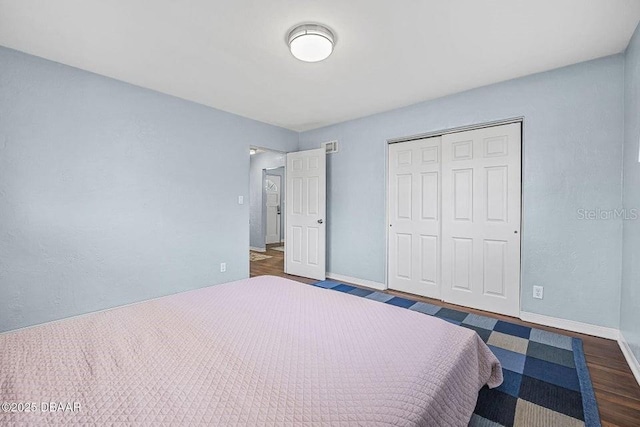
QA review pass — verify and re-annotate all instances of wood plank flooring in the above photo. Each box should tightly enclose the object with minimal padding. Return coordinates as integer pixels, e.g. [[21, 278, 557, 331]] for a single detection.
[[250, 245, 640, 426]]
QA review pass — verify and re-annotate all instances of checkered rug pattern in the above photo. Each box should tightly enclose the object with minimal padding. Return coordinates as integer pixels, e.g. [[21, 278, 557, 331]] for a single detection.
[[313, 280, 601, 427]]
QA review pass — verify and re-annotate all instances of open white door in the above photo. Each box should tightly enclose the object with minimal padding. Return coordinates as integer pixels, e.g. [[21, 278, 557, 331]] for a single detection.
[[285, 148, 326, 280]]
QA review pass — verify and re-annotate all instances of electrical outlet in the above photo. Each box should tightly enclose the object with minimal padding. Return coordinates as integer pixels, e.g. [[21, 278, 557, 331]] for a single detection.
[[220, 262, 227, 273], [238, 195, 244, 205], [533, 286, 544, 299]]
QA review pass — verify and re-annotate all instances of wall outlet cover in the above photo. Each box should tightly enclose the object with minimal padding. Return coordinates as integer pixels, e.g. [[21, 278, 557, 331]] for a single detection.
[[533, 286, 544, 299], [220, 262, 227, 272]]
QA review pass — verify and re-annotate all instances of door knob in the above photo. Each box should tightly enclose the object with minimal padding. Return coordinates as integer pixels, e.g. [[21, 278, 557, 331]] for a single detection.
[[317, 219, 324, 224]]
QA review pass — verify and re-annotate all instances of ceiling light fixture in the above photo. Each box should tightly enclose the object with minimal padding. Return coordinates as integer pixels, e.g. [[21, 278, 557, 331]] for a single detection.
[[287, 23, 335, 63]]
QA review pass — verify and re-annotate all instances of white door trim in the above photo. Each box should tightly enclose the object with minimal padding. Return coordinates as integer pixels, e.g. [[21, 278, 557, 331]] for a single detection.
[[387, 117, 524, 144]]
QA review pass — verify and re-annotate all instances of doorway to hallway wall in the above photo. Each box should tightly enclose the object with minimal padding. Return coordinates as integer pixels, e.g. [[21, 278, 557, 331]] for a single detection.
[[249, 147, 286, 275], [249, 147, 327, 283]]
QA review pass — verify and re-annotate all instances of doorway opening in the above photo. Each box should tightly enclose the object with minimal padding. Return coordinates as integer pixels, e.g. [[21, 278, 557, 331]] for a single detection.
[[249, 147, 286, 277]]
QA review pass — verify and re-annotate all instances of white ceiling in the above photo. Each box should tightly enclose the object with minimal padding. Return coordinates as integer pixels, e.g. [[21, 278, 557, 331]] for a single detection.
[[1, 1, 639, 131]]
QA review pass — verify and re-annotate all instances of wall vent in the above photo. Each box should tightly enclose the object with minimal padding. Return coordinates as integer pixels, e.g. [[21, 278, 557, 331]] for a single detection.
[[322, 140, 338, 154]]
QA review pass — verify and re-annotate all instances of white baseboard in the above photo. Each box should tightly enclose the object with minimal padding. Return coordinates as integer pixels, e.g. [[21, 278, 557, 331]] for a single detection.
[[249, 246, 266, 252], [618, 331, 640, 386], [519, 311, 619, 340], [325, 272, 386, 291]]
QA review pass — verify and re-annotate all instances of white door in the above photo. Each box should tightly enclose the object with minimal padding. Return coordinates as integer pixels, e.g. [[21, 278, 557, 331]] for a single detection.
[[388, 136, 442, 299], [441, 123, 521, 316], [265, 175, 281, 244], [285, 148, 326, 280]]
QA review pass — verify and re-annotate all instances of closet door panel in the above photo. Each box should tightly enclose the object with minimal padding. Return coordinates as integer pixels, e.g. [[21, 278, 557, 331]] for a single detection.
[[441, 123, 521, 317], [388, 137, 442, 299]]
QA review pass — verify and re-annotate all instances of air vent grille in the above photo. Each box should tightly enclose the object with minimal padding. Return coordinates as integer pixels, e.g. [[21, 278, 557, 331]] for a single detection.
[[323, 140, 338, 154]]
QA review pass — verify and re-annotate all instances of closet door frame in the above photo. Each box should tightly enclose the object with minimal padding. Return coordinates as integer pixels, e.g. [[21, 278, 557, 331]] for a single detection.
[[385, 117, 524, 316]]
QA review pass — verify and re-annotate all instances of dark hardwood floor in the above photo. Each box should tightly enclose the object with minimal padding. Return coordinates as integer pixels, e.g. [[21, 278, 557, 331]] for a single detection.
[[249, 244, 316, 285], [250, 245, 640, 426]]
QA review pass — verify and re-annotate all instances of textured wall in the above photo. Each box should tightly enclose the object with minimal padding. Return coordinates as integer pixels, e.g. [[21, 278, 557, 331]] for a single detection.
[[249, 151, 285, 249], [0, 43, 631, 334], [621, 23, 640, 362], [0, 47, 298, 332], [299, 55, 625, 328]]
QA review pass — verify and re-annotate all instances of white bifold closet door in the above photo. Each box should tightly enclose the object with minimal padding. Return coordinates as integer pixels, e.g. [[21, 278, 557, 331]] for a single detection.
[[388, 123, 521, 317], [388, 136, 442, 299], [441, 123, 521, 316]]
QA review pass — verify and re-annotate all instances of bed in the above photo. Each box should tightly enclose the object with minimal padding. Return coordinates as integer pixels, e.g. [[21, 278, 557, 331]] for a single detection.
[[0, 276, 502, 426]]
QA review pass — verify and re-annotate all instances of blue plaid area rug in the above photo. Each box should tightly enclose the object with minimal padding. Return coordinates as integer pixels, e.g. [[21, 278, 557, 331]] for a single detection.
[[313, 280, 601, 427]]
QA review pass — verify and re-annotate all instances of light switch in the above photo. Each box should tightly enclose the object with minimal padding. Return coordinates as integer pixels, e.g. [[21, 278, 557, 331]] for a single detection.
[[238, 196, 244, 204]]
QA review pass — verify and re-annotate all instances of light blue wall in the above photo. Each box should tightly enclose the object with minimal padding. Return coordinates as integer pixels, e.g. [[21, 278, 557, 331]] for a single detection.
[[621, 23, 640, 362], [300, 55, 625, 328], [0, 43, 631, 333], [249, 151, 285, 249], [0, 46, 298, 332]]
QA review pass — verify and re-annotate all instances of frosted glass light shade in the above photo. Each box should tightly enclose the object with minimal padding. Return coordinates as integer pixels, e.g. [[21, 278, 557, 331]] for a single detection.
[[287, 24, 335, 63]]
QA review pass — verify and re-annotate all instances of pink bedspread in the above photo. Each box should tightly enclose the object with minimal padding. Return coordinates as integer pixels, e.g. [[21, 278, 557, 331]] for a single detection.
[[0, 276, 501, 426]]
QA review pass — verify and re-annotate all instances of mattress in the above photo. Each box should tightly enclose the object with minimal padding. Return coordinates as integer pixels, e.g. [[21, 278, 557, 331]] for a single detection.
[[0, 275, 502, 426]]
